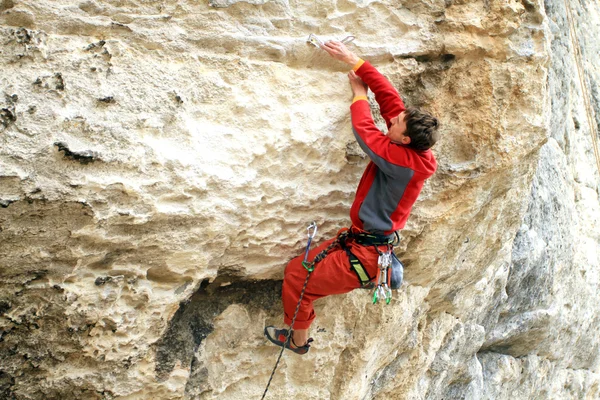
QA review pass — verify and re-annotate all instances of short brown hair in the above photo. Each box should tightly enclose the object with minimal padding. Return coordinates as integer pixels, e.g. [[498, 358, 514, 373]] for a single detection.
[[404, 107, 440, 151]]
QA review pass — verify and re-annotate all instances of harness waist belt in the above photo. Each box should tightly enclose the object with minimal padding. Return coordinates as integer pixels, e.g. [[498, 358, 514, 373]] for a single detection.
[[349, 231, 396, 246]]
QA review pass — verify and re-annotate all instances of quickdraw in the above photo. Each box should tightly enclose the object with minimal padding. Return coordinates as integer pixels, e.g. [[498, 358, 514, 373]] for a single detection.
[[301, 222, 318, 272], [372, 245, 393, 304]]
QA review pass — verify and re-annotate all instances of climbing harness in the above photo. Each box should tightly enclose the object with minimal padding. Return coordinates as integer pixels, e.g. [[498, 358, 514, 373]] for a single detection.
[[341, 230, 400, 294], [307, 33, 355, 48], [342, 229, 396, 303]]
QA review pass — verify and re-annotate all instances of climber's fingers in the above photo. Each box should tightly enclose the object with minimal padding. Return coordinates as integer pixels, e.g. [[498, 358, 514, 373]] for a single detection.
[[322, 40, 343, 52], [321, 41, 336, 54], [322, 40, 351, 62]]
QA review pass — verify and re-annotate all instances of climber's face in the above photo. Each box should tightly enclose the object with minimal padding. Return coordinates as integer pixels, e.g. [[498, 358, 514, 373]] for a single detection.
[[388, 112, 411, 145]]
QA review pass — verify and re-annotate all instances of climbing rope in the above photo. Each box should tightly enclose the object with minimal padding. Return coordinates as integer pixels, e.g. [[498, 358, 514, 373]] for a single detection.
[[563, 0, 600, 176], [261, 226, 348, 400]]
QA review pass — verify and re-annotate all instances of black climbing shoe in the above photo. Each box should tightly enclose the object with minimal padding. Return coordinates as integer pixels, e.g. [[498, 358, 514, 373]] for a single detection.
[[264, 326, 314, 355]]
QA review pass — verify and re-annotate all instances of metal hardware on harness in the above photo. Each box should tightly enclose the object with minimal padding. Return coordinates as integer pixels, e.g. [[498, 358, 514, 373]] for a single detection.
[[307, 33, 355, 48], [373, 248, 393, 304]]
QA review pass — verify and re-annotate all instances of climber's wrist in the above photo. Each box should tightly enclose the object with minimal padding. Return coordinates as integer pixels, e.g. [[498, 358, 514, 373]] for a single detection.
[[345, 54, 360, 66], [352, 88, 367, 97]]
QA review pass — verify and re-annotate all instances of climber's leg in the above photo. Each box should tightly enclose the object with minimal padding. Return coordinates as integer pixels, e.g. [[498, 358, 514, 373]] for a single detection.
[[291, 328, 308, 347], [281, 237, 362, 331]]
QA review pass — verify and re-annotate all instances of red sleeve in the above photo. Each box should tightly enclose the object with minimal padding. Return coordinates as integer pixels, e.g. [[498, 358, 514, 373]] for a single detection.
[[350, 100, 413, 170], [354, 61, 405, 128]]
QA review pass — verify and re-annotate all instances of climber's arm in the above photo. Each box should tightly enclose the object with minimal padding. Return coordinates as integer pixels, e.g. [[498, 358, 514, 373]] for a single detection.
[[352, 60, 405, 129], [350, 98, 412, 174], [321, 41, 406, 128], [347, 72, 412, 173]]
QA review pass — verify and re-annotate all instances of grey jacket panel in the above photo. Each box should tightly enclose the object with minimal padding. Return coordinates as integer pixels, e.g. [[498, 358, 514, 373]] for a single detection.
[[353, 128, 415, 234], [352, 128, 406, 177], [358, 166, 414, 234]]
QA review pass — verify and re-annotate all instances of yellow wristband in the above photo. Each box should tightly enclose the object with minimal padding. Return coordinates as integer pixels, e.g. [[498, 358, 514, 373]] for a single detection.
[[352, 95, 368, 104], [352, 58, 365, 72]]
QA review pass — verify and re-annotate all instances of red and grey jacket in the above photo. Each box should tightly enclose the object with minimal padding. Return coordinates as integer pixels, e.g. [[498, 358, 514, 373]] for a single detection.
[[349, 60, 437, 235]]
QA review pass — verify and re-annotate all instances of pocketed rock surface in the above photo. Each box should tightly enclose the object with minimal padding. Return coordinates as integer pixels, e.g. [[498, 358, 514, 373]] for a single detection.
[[0, 0, 599, 399]]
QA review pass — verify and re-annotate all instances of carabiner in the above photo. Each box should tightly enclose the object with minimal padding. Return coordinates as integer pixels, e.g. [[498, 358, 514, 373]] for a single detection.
[[303, 222, 318, 264], [341, 35, 355, 44], [307, 221, 317, 239], [307, 33, 323, 48]]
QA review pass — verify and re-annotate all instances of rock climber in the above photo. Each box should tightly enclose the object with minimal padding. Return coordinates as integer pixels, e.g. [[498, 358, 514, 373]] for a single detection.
[[265, 40, 440, 354]]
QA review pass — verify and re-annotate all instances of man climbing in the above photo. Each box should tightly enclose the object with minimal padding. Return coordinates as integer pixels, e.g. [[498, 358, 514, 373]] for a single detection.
[[265, 40, 439, 354]]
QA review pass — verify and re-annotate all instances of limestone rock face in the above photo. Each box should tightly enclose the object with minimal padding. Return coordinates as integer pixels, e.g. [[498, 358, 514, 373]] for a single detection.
[[0, 0, 599, 399]]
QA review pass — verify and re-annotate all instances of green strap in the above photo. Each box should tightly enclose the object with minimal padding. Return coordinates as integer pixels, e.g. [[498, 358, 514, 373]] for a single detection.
[[349, 257, 370, 284], [344, 252, 372, 288]]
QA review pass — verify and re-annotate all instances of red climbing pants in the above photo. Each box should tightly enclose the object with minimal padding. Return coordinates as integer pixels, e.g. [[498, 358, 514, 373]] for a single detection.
[[282, 229, 383, 330]]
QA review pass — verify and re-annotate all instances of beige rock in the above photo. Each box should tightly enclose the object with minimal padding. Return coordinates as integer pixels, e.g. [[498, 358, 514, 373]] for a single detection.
[[0, 0, 599, 399]]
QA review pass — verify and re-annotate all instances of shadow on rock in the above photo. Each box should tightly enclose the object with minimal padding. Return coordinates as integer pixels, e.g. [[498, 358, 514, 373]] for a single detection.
[[154, 278, 282, 381]]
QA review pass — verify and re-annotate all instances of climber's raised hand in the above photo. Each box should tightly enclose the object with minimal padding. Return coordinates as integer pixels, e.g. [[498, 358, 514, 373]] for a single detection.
[[348, 71, 367, 97], [321, 40, 360, 66]]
